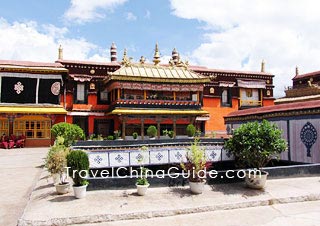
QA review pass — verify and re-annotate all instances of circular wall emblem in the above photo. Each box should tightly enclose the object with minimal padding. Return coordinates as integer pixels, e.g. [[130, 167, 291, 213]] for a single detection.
[[300, 122, 317, 157], [51, 82, 61, 95]]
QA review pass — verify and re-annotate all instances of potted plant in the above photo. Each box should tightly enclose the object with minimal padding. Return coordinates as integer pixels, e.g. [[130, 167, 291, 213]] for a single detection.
[[225, 120, 287, 189], [163, 129, 174, 139], [45, 137, 70, 194], [107, 135, 114, 140], [147, 125, 157, 139], [181, 138, 211, 194], [67, 150, 90, 198], [132, 132, 138, 140], [114, 130, 122, 140], [186, 124, 196, 138], [135, 146, 150, 196]]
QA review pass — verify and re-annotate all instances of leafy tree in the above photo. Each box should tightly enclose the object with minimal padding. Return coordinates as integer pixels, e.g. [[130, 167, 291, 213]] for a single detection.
[[51, 122, 85, 147], [224, 120, 287, 170]]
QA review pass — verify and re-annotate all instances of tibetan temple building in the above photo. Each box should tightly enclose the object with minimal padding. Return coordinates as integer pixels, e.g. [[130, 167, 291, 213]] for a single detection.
[[224, 68, 320, 163], [0, 43, 276, 146], [56, 43, 275, 139], [0, 60, 67, 146]]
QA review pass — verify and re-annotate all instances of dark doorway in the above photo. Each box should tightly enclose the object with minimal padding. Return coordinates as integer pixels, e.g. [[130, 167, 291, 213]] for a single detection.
[[73, 116, 88, 137], [94, 119, 114, 137]]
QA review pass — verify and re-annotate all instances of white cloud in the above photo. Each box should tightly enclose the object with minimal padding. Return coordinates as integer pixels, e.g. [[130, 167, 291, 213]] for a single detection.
[[170, 0, 320, 97], [64, 0, 127, 24], [0, 18, 107, 62], [126, 12, 137, 21]]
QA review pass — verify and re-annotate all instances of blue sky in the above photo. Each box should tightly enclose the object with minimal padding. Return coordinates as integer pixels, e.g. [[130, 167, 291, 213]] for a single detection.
[[1, 0, 320, 97], [0, 0, 204, 61]]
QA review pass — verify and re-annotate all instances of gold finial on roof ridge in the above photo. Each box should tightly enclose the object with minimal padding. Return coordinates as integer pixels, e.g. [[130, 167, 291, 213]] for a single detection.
[[296, 66, 299, 76], [121, 48, 131, 66], [153, 43, 161, 66], [139, 56, 146, 64]]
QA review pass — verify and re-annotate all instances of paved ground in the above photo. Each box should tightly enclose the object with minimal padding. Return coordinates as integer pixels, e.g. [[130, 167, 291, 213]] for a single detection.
[[0, 147, 48, 226], [78, 200, 320, 226], [18, 169, 320, 226]]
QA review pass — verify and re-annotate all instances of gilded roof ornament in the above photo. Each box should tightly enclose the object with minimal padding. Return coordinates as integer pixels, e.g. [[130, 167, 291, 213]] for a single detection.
[[121, 49, 131, 66], [139, 56, 146, 64], [153, 43, 161, 66]]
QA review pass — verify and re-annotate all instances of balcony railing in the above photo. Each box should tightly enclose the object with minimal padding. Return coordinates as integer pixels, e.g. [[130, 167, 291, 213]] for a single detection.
[[240, 100, 262, 107], [112, 99, 201, 109]]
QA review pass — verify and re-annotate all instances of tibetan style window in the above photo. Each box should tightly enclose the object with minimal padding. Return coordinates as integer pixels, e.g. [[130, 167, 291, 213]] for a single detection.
[[74, 83, 87, 104], [221, 89, 231, 107], [98, 89, 109, 104], [240, 88, 261, 107], [13, 117, 51, 139], [0, 119, 9, 136]]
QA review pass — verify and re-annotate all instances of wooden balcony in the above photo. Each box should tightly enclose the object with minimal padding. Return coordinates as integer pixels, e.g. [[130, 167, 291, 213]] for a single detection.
[[112, 99, 201, 109]]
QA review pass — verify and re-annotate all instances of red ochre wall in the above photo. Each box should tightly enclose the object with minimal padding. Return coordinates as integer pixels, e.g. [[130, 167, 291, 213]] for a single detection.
[[203, 97, 239, 133], [263, 99, 274, 106]]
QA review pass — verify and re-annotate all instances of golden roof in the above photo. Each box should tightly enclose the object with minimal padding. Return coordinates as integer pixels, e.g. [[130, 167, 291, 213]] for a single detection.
[[107, 63, 210, 84]]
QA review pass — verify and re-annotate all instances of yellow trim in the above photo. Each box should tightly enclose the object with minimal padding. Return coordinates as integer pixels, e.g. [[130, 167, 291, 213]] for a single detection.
[[0, 106, 67, 114], [108, 108, 209, 115]]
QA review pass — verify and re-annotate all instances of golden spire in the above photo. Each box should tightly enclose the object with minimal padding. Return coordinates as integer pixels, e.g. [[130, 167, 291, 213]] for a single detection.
[[121, 49, 131, 66], [261, 59, 265, 72], [153, 43, 161, 65], [296, 66, 299, 76], [58, 45, 63, 60]]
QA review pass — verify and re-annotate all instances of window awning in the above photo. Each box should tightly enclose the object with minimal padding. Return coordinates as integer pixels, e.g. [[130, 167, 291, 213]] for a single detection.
[[237, 80, 266, 89], [108, 109, 209, 115], [196, 115, 210, 121], [219, 81, 235, 87], [0, 106, 67, 114]]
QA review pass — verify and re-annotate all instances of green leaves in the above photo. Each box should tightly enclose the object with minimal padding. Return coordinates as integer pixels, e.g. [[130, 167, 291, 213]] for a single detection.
[[51, 122, 85, 147], [225, 120, 287, 169]]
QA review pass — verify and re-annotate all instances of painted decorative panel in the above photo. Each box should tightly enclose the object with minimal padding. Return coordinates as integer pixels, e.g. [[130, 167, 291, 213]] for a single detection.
[[89, 153, 109, 168], [109, 152, 130, 167]]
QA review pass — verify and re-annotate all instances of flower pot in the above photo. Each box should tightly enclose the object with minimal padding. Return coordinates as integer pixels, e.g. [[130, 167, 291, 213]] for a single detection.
[[55, 182, 70, 194], [245, 170, 268, 189], [136, 183, 150, 196], [52, 173, 60, 185], [73, 184, 88, 199], [189, 180, 206, 194]]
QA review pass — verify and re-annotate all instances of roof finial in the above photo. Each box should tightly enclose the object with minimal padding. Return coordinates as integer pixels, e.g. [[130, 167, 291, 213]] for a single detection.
[[153, 43, 161, 65], [139, 56, 146, 64], [110, 42, 117, 62], [261, 59, 265, 72], [172, 48, 179, 65], [296, 66, 299, 76], [58, 45, 63, 60], [121, 49, 131, 66]]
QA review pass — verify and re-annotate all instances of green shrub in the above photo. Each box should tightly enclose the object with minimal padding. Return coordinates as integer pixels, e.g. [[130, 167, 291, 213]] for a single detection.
[[66, 150, 89, 186], [224, 120, 287, 170], [132, 132, 138, 139], [147, 125, 157, 138], [51, 122, 85, 147], [107, 135, 114, 140], [186, 124, 196, 137]]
